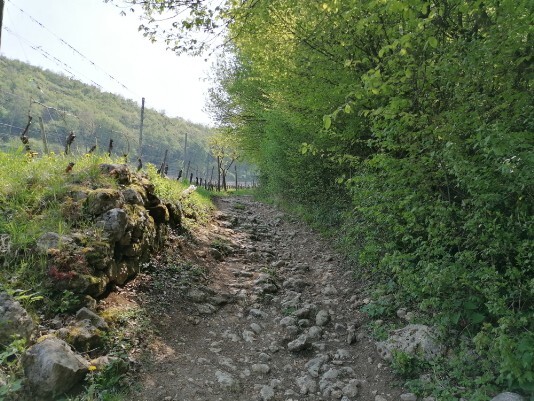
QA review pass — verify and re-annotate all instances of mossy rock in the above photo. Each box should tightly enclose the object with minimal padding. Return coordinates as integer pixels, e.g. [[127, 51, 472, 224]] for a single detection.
[[82, 242, 112, 271], [85, 188, 124, 216]]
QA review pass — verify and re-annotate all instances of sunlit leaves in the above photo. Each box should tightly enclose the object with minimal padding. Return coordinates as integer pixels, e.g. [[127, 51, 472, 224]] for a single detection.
[[427, 36, 438, 48]]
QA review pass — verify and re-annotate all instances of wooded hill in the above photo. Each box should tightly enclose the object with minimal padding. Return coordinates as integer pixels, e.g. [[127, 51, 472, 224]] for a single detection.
[[0, 56, 211, 176]]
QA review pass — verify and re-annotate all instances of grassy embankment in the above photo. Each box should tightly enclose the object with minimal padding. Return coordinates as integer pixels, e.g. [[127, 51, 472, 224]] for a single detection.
[[0, 146, 217, 400]]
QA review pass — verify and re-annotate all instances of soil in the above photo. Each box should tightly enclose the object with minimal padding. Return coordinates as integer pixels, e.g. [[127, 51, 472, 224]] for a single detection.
[[102, 195, 406, 401]]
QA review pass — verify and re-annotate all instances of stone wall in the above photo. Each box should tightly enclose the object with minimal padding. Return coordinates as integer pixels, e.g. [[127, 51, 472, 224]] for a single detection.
[[37, 164, 182, 298]]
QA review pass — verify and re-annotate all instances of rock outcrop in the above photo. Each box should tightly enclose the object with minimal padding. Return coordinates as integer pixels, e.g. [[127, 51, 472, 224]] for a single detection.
[[38, 164, 183, 297], [0, 292, 35, 345]]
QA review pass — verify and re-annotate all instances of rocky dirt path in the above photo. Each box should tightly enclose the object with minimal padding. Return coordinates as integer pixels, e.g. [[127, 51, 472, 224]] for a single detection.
[[122, 195, 405, 401]]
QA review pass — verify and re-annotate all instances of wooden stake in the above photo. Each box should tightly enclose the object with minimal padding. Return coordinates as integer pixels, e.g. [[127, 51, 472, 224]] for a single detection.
[[38, 116, 49, 154], [159, 149, 168, 177], [138, 97, 145, 159], [0, 1, 5, 51], [185, 160, 191, 183]]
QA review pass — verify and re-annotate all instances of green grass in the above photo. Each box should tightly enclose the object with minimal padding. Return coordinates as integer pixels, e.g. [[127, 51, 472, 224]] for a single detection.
[[0, 148, 116, 248], [145, 164, 215, 225]]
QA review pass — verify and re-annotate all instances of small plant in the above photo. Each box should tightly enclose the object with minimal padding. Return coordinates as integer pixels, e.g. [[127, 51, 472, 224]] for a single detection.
[[366, 320, 395, 341], [57, 290, 82, 313], [390, 350, 429, 379], [7, 288, 44, 308], [260, 266, 278, 280], [232, 202, 246, 210], [282, 306, 296, 316], [210, 238, 233, 255], [0, 338, 26, 401]]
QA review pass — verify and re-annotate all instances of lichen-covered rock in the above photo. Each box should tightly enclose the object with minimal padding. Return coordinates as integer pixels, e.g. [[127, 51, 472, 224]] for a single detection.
[[66, 185, 91, 202], [490, 392, 525, 401], [122, 187, 145, 205], [37, 232, 73, 252], [81, 242, 112, 271], [96, 208, 128, 241], [99, 163, 132, 185], [85, 188, 124, 216], [52, 273, 109, 298], [59, 319, 104, 352], [107, 261, 138, 286], [376, 324, 443, 362], [22, 337, 89, 399], [75, 307, 108, 330], [0, 292, 35, 345]]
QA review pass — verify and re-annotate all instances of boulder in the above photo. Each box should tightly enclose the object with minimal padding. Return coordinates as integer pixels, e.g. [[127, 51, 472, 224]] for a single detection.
[[22, 337, 89, 398], [52, 273, 109, 299], [288, 334, 310, 352], [315, 309, 331, 327], [490, 393, 525, 401], [82, 242, 112, 271], [376, 324, 443, 362], [107, 261, 138, 286], [96, 208, 128, 241], [0, 292, 35, 345], [166, 202, 182, 228]]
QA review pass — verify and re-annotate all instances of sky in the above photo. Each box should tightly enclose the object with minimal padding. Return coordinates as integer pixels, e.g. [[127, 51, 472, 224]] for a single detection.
[[0, 0, 214, 125]]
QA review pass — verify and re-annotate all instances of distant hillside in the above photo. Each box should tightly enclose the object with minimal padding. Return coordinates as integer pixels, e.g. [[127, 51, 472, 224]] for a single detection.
[[0, 56, 212, 176]]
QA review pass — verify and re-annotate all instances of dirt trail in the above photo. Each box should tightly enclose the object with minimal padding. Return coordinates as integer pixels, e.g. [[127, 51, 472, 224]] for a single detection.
[[116, 195, 404, 401]]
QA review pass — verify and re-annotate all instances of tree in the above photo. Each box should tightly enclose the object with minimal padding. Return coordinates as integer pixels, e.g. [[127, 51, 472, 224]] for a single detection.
[[208, 132, 238, 191]]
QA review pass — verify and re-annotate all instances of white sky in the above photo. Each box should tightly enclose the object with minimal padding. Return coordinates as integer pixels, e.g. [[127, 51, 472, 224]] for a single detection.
[[0, 0, 213, 125]]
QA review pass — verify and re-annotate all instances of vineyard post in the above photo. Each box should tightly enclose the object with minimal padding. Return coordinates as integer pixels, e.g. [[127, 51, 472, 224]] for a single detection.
[[138, 97, 145, 160], [38, 117, 49, 154], [0, 0, 4, 50], [159, 149, 168, 177], [183, 132, 188, 168], [185, 160, 191, 183]]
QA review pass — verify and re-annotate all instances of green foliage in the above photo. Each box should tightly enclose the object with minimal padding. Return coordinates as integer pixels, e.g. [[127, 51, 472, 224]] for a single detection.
[[391, 350, 429, 379], [164, 0, 533, 396], [0, 338, 26, 401], [146, 163, 214, 225], [56, 290, 83, 314]]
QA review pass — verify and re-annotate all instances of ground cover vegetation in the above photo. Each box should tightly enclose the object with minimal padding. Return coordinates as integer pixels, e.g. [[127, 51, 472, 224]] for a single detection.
[[130, 0, 533, 398]]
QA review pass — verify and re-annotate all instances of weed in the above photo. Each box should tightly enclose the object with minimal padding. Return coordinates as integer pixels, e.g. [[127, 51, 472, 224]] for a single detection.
[[260, 266, 278, 281], [210, 238, 233, 255], [56, 290, 82, 314], [390, 350, 429, 379], [0, 338, 26, 400], [282, 307, 297, 316], [232, 202, 246, 210]]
